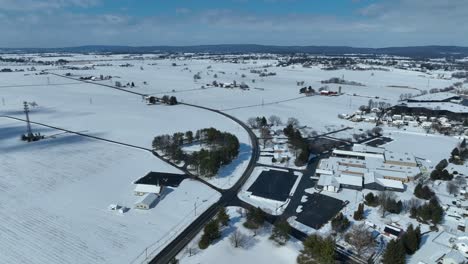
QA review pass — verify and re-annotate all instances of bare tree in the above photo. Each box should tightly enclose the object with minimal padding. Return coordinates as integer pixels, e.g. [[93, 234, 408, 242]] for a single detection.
[[447, 181, 460, 195], [455, 176, 467, 186], [260, 127, 272, 148], [185, 243, 198, 257], [236, 207, 245, 217], [230, 230, 248, 248], [379, 191, 396, 217], [268, 115, 282, 126], [345, 224, 376, 255], [247, 117, 257, 129], [404, 198, 422, 213], [286, 117, 300, 128]]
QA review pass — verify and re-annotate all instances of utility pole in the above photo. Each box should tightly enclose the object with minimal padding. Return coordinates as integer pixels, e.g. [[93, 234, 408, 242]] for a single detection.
[[23, 101, 33, 138]]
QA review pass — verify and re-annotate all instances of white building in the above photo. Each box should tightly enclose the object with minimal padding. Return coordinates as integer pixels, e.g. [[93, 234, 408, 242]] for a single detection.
[[134, 193, 158, 210], [317, 174, 340, 192], [134, 183, 162, 196]]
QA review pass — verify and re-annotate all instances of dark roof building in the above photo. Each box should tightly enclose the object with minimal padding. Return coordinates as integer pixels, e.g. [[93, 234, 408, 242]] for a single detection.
[[134, 172, 187, 188]]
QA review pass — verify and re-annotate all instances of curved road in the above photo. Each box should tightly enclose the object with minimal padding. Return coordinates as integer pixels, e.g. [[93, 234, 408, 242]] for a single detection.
[[42, 73, 367, 264], [46, 73, 261, 264]]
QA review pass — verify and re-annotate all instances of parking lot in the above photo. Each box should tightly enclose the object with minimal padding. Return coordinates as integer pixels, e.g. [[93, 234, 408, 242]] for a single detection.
[[247, 169, 298, 202], [296, 193, 345, 229]]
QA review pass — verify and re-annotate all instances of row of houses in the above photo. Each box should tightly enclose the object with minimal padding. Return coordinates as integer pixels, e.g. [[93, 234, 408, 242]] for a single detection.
[[316, 144, 421, 192]]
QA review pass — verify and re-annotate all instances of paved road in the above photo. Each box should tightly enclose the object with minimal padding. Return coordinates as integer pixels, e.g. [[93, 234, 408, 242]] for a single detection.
[[47, 72, 370, 263], [149, 103, 261, 264]]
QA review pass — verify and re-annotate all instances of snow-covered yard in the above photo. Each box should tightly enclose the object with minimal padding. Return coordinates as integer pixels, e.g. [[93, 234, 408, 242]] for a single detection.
[[178, 207, 301, 264]]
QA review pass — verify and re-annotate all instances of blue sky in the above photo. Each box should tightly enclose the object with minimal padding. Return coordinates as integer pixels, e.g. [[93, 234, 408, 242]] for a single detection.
[[0, 0, 465, 48]]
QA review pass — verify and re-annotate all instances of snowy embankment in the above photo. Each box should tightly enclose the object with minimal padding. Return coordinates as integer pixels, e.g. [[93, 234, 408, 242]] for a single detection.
[[0, 119, 220, 264], [178, 207, 301, 264]]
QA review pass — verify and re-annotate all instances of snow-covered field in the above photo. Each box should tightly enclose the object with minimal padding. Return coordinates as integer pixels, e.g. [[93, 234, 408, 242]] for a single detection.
[[178, 207, 301, 264], [1, 54, 466, 264], [0, 118, 221, 264]]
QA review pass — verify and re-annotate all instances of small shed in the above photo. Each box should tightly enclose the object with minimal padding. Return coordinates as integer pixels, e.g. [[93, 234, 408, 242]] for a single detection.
[[383, 225, 403, 239], [134, 193, 158, 210]]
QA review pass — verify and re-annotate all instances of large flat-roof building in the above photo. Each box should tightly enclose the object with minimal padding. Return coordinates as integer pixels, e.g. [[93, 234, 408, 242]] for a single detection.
[[316, 144, 418, 192]]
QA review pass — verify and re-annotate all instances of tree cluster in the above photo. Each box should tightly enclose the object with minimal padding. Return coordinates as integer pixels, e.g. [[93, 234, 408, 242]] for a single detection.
[[382, 239, 406, 264], [364, 192, 379, 207], [414, 183, 435, 200], [297, 234, 335, 264], [410, 197, 444, 225], [299, 86, 315, 95], [331, 212, 350, 233], [345, 224, 375, 255], [270, 220, 291, 246], [161, 95, 178, 105], [382, 224, 422, 264], [401, 224, 422, 255], [379, 191, 402, 217], [199, 220, 221, 249], [449, 139, 468, 165], [153, 128, 239, 177], [199, 207, 231, 250], [430, 159, 453, 181], [243, 207, 266, 230], [283, 124, 310, 166]]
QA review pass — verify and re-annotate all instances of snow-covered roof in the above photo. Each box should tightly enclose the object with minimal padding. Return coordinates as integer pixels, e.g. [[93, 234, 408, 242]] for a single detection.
[[408, 92, 459, 102], [375, 168, 409, 180], [134, 184, 161, 194], [317, 174, 340, 188], [332, 149, 384, 159], [384, 151, 417, 164], [352, 144, 385, 154], [363, 172, 403, 189], [376, 178, 404, 189], [337, 165, 367, 175], [316, 169, 333, 175], [404, 102, 468, 113], [135, 193, 158, 206], [337, 174, 362, 187]]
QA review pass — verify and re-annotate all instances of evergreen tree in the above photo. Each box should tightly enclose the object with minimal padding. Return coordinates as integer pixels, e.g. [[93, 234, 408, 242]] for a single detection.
[[402, 224, 419, 255], [199, 220, 220, 249], [297, 234, 335, 264], [244, 207, 266, 229], [451, 147, 460, 157], [353, 203, 365, 220], [414, 183, 435, 200], [382, 239, 406, 264], [270, 220, 291, 246], [217, 207, 230, 227], [260, 116, 267, 127], [331, 212, 350, 233], [365, 192, 378, 207]]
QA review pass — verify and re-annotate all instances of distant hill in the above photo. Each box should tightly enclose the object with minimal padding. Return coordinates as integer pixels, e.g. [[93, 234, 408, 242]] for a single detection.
[[1, 44, 468, 58]]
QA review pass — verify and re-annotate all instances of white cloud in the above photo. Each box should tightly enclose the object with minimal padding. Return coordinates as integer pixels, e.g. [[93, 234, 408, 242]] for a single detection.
[[0, 0, 100, 11], [0, 0, 466, 48]]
